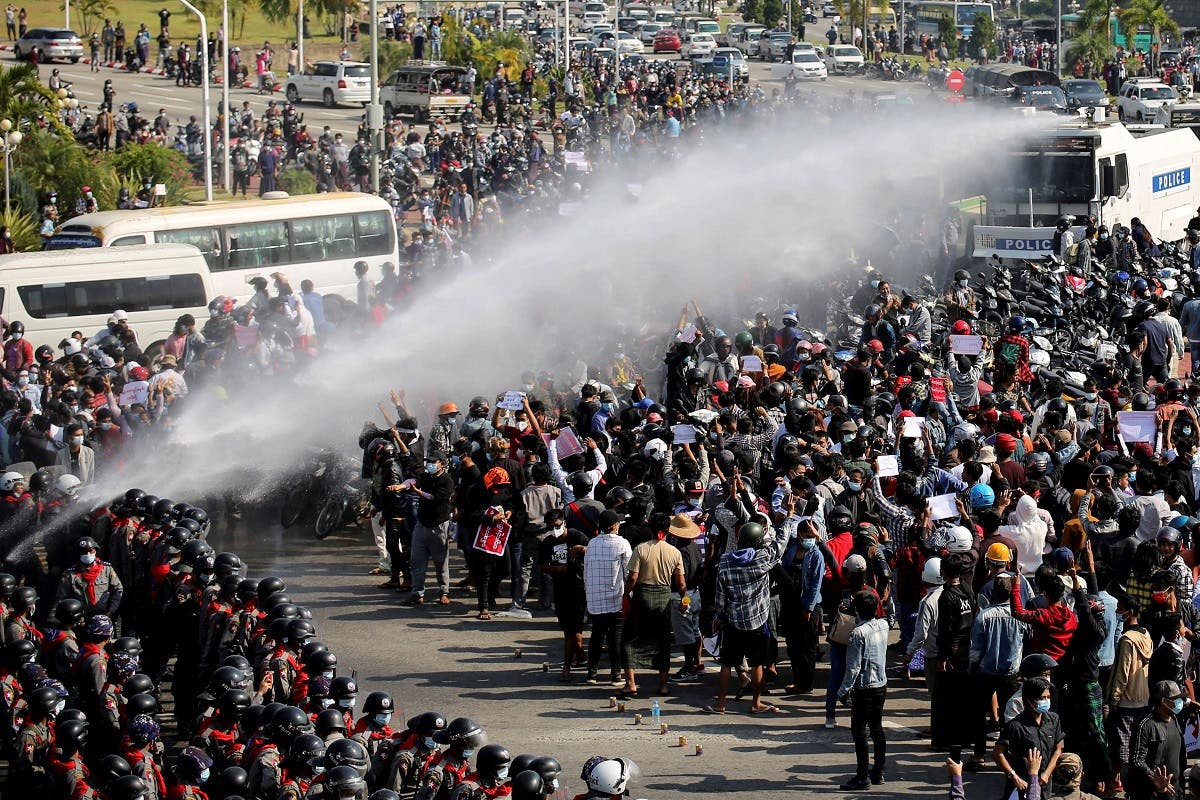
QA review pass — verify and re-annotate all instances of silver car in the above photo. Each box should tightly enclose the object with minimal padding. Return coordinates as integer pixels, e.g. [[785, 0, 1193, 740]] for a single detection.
[[15, 28, 83, 62]]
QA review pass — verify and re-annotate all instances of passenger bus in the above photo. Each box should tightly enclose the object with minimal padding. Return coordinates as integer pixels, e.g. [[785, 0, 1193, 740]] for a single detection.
[[46, 193, 399, 307], [0, 244, 213, 352], [380, 62, 472, 122], [1060, 13, 1152, 51], [913, 0, 994, 39], [1021, 17, 1057, 43]]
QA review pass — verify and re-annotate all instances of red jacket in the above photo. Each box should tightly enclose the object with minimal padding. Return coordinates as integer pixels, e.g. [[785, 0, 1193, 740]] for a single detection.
[[1011, 585, 1077, 662]]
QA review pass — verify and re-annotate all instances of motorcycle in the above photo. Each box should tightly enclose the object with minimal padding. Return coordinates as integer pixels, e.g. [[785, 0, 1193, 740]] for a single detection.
[[313, 461, 373, 540]]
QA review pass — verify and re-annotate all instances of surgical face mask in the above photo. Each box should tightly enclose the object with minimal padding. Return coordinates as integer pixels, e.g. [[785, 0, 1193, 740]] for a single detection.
[[495, 767, 510, 782], [842, 434, 854, 444], [338, 699, 356, 710], [320, 698, 334, 708], [847, 481, 862, 492], [553, 524, 566, 535], [1100, 233, 1109, 240], [100, 422, 114, 431], [16, 376, 27, 386], [373, 713, 392, 726], [461, 749, 476, 759], [601, 402, 615, 413], [1084, 392, 1097, 401], [321, 670, 335, 679], [199, 768, 211, 783], [11, 333, 21, 340], [1183, 426, 1194, 437], [800, 538, 817, 550], [870, 280, 880, 289], [958, 279, 969, 288], [425, 463, 438, 474], [423, 736, 438, 749], [1129, 472, 1138, 484], [71, 436, 84, 447], [1034, 698, 1051, 715], [80, 552, 96, 565], [312, 764, 326, 775], [1174, 697, 1186, 715]]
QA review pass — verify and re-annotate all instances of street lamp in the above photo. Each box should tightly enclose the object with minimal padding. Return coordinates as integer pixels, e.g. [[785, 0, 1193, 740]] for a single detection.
[[0, 119, 24, 214], [180, 0, 213, 202]]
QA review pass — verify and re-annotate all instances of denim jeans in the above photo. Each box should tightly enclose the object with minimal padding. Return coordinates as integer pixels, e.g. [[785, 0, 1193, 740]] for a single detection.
[[410, 520, 450, 598], [824, 642, 847, 719], [850, 686, 887, 776]]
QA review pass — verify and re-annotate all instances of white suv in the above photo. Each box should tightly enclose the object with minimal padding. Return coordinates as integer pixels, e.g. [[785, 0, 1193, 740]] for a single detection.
[[1116, 79, 1178, 121], [284, 61, 371, 107]]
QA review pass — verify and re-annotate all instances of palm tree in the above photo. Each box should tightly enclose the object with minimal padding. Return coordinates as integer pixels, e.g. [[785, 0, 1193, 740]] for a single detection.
[[0, 63, 69, 137], [1118, 0, 1179, 70], [1067, 0, 1114, 72]]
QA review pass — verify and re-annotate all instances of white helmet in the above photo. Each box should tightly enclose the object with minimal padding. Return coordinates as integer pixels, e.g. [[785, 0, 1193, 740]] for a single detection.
[[584, 758, 634, 795], [55, 474, 82, 498], [921, 557, 944, 585], [946, 525, 973, 553], [0, 471, 24, 493], [951, 422, 979, 441]]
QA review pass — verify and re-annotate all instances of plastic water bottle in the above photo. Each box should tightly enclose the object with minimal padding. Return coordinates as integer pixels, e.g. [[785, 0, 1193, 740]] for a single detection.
[[651, 700, 661, 723]]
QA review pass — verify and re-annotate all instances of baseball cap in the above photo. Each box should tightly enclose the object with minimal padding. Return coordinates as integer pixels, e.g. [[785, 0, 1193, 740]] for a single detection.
[[736, 375, 756, 389], [598, 509, 624, 530], [1151, 679, 1185, 701], [1055, 429, 1073, 444], [843, 554, 868, 573]]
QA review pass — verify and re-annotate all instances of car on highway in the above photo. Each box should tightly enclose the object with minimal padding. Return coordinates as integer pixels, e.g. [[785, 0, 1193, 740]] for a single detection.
[[14, 28, 83, 62], [719, 21, 763, 47], [578, 10, 607, 31], [616, 31, 645, 53], [681, 32, 717, 58], [822, 2, 838, 15], [653, 28, 683, 52], [735, 27, 766, 57], [763, 31, 794, 61], [638, 21, 665, 43], [772, 48, 828, 80], [709, 47, 750, 78], [1116, 79, 1179, 121], [1012, 84, 1068, 112], [1061, 78, 1110, 110], [284, 60, 371, 107], [591, 28, 616, 46], [824, 44, 864, 74]]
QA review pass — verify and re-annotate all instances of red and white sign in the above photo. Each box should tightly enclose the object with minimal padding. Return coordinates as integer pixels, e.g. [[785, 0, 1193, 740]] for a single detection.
[[945, 69, 965, 92], [473, 519, 512, 556]]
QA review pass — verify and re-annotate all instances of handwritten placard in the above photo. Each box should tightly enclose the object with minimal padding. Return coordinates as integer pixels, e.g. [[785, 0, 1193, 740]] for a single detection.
[[950, 334, 984, 355], [473, 518, 512, 556], [498, 391, 525, 411]]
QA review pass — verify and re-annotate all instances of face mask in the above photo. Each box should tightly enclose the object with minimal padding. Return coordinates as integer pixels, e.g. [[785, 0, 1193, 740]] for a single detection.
[[425, 463, 438, 474], [601, 403, 615, 413], [847, 481, 862, 492], [1129, 472, 1138, 484], [373, 713, 392, 726], [958, 279, 969, 288], [1184, 427, 1195, 437], [312, 765, 326, 775], [800, 538, 817, 550], [321, 670, 335, 679], [1034, 698, 1051, 714], [495, 767, 510, 782], [842, 434, 854, 444], [870, 280, 879, 289], [80, 552, 96, 565], [1084, 392, 1097, 401], [424, 736, 438, 749], [462, 749, 476, 759], [320, 698, 334, 708], [71, 436, 84, 447], [338, 699, 356, 710], [1174, 697, 1186, 715], [199, 768, 211, 783], [16, 377, 27, 387], [1100, 233, 1109, 240], [1153, 591, 1170, 604]]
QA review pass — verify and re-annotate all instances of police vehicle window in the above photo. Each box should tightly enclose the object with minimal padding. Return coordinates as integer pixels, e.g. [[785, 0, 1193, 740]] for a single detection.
[[227, 221, 289, 269], [111, 235, 148, 246], [155, 227, 224, 269], [354, 212, 392, 257]]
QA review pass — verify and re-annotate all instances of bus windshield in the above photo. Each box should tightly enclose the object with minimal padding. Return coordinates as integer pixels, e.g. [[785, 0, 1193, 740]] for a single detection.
[[956, 3, 991, 26]]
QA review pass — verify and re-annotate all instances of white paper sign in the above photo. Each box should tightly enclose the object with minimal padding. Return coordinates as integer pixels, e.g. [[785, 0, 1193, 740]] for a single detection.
[[676, 324, 699, 344], [498, 391, 525, 411], [1117, 410, 1158, 444], [118, 380, 149, 407], [558, 202, 581, 217], [626, 183, 643, 197], [876, 455, 900, 478], [949, 334, 984, 355], [740, 355, 763, 372], [928, 493, 959, 520], [671, 424, 696, 444], [902, 416, 926, 438], [564, 150, 586, 165], [554, 426, 586, 459]]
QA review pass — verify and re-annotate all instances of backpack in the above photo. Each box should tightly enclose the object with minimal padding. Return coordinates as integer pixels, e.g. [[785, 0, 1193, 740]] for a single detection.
[[1065, 241, 1081, 261], [995, 338, 1021, 369]]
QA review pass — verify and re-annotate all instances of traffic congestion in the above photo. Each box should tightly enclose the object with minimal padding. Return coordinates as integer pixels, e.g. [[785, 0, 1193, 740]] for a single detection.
[[8, 0, 1200, 798]]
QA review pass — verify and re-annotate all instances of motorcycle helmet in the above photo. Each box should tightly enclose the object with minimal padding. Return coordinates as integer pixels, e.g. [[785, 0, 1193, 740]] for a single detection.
[[968, 484, 995, 509], [583, 757, 635, 795]]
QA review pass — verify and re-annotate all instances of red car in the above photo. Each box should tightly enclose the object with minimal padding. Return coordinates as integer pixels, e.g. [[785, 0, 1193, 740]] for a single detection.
[[653, 29, 682, 53]]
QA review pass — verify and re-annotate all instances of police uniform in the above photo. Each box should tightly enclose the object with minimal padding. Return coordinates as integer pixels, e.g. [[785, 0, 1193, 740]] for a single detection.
[[124, 745, 167, 800], [277, 773, 315, 800], [415, 751, 472, 800], [387, 735, 442, 797], [166, 784, 209, 800], [191, 714, 243, 771], [4, 612, 43, 645], [448, 776, 512, 800], [50, 751, 96, 799], [245, 740, 283, 800], [13, 719, 53, 792]]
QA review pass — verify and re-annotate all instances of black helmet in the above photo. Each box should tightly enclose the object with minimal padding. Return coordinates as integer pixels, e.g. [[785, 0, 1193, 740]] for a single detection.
[[787, 397, 810, 415], [257, 576, 287, 606], [1166, 378, 1185, 399], [165, 527, 193, 551], [864, 303, 881, 318], [135, 494, 159, 515], [1132, 392, 1152, 411], [435, 716, 486, 749], [288, 733, 327, 768], [219, 766, 249, 795], [210, 665, 249, 694], [737, 522, 766, 549], [123, 673, 154, 697], [96, 754, 133, 786], [368, 438, 397, 462], [56, 718, 89, 754], [511, 770, 545, 800], [8, 321, 24, 335], [306, 649, 338, 674], [324, 765, 367, 800], [1091, 465, 1115, 481], [109, 775, 151, 800], [684, 367, 706, 386], [126, 693, 158, 718], [647, 402, 668, 417], [761, 381, 786, 406], [108, 636, 143, 657], [287, 618, 316, 643], [954, 269, 970, 282], [1020, 653, 1058, 676], [316, 707, 348, 737], [330, 675, 358, 703], [28, 469, 51, 494], [236, 578, 258, 602], [151, 498, 175, 520], [169, 501, 193, 520], [324, 738, 370, 776], [530, 756, 562, 785], [0, 572, 15, 598], [49, 598, 85, 628], [408, 710, 447, 737], [475, 744, 512, 783], [1046, 397, 1068, 415], [27, 686, 65, 717], [214, 552, 243, 577], [184, 506, 210, 531], [10, 585, 36, 612], [218, 688, 252, 718], [827, 505, 854, 534], [271, 705, 314, 744], [362, 690, 394, 715], [369, 792, 400, 800], [608, 486, 634, 505], [1157, 527, 1183, 546], [6, 638, 38, 666], [176, 517, 203, 536], [511, 754, 538, 776], [568, 472, 593, 498]]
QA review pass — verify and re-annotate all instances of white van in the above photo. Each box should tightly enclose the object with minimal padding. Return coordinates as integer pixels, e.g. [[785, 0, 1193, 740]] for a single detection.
[[0, 244, 214, 352]]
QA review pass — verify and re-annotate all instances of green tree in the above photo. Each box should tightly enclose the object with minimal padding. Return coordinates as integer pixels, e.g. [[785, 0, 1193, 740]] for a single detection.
[[742, 0, 762, 22], [1118, 0, 1179, 69], [102, 143, 191, 206], [0, 64, 70, 138], [1065, 0, 1115, 73], [11, 130, 114, 217], [763, 0, 784, 27], [970, 11, 996, 59], [936, 12, 957, 46], [67, 0, 116, 38]]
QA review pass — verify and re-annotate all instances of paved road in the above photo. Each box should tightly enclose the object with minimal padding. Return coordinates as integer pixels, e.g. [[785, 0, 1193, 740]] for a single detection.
[[204, 503, 1006, 800]]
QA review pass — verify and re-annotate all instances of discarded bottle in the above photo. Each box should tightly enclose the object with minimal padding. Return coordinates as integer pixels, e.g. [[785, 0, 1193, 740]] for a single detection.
[[651, 699, 661, 724]]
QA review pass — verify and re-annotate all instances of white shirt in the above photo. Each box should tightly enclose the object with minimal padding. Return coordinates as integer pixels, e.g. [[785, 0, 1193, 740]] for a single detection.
[[584, 532, 631, 615]]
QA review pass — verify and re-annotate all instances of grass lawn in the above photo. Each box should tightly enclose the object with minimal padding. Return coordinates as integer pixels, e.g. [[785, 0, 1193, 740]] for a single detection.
[[22, 0, 356, 55]]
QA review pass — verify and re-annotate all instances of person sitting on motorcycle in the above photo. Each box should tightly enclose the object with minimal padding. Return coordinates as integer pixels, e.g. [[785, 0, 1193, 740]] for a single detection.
[[944, 269, 976, 323]]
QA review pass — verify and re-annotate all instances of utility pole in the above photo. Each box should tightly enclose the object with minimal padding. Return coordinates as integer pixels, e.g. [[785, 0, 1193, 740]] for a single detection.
[[297, 0, 305, 74], [180, 0, 212, 202], [369, 0, 381, 194], [222, 0, 230, 191]]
